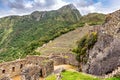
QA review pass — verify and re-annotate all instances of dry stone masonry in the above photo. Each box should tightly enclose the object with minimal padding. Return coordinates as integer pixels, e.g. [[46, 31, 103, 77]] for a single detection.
[[0, 55, 54, 80], [21, 65, 41, 80]]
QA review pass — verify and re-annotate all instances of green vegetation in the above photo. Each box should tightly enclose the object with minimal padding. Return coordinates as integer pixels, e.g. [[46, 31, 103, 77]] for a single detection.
[[45, 71, 120, 80], [105, 77, 120, 80], [45, 71, 100, 80], [61, 71, 100, 80], [0, 6, 81, 62], [73, 32, 98, 63], [45, 74, 56, 80], [80, 13, 105, 26], [0, 4, 105, 62]]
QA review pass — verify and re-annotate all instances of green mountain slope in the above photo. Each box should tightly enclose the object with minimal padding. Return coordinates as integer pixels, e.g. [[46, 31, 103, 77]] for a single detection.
[[0, 4, 81, 62], [0, 4, 105, 62]]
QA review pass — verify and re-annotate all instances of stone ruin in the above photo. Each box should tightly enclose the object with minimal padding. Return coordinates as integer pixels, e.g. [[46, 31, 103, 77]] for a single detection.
[[0, 52, 79, 80], [21, 65, 41, 80], [0, 55, 54, 80]]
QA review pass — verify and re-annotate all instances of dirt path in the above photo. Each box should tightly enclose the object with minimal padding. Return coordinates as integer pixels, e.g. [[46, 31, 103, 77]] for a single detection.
[[54, 65, 76, 71], [12, 76, 21, 80]]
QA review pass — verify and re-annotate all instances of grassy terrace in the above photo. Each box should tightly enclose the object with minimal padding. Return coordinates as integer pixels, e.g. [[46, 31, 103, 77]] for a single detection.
[[45, 71, 120, 80]]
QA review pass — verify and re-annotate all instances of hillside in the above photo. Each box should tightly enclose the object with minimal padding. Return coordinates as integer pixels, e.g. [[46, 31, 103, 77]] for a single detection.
[[36, 25, 94, 55], [0, 4, 81, 62], [0, 4, 105, 62], [36, 13, 105, 55]]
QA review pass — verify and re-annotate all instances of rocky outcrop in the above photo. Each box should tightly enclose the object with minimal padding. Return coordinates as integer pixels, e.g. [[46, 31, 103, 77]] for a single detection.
[[103, 10, 120, 38], [83, 10, 120, 76]]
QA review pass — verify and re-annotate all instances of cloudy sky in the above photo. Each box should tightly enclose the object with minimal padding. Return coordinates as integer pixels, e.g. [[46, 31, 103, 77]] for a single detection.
[[0, 0, 120, 18]]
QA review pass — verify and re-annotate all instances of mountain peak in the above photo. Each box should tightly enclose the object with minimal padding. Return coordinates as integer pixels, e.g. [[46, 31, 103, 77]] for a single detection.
[[59, 4, 77, 10]]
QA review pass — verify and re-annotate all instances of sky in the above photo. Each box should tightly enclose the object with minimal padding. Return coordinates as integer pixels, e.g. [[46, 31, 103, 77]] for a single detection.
[[0, 0, 120, 18]]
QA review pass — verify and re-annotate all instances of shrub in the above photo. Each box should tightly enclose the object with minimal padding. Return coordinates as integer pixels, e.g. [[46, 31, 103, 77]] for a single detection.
[[73, 32, 98, 63]]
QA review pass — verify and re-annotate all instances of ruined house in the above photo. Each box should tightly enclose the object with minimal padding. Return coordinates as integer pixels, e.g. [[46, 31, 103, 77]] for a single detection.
[[0, 55, 54, 79]]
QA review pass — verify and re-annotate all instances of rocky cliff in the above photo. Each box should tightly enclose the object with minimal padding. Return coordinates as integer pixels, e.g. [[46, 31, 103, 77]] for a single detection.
[[83, 10, 120, 76]]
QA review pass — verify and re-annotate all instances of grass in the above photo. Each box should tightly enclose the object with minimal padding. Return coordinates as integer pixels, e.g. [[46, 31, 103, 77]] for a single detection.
[[61, 71, 100, 80], [45, 71, 120, 80], [105, 77, 120, 80], [45, 71, 100, 80], [45, 74, 56, 80]]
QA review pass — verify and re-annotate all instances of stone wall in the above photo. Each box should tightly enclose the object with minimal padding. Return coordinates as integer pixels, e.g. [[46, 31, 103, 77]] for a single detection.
[[49, 53, 78, 66], [50, 55, 66, 65], [21, 65, 41, 80], [26, 55, 54, 77], [42, 60, 54, 77], [64, 53, 78, 66], [0, 55, 54, 79], [25, 55, 49, 67], [0, 59, 26, 78]]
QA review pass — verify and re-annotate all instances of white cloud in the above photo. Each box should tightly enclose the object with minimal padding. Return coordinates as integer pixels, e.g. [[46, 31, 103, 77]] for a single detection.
[[0, 0, 68, 18], [72, 0, 120, 15], [25, 2, 33, 8], [0, 0, 120, 18], [75, 0, 94, 7], [93, 0, 120, 14]]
